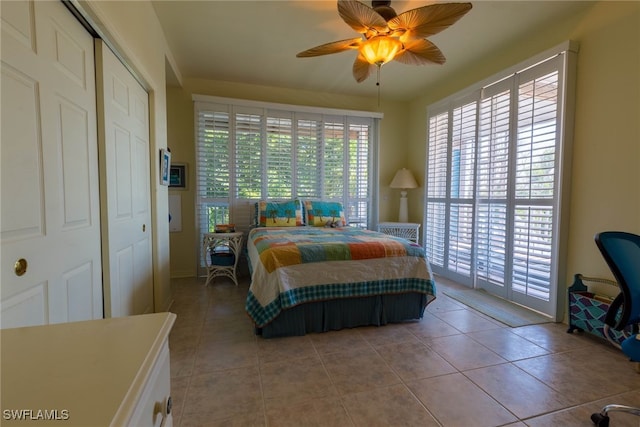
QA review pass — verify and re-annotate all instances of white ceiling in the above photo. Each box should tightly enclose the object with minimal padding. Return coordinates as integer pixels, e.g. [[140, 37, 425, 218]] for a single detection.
[[152, 0, 594, 101]]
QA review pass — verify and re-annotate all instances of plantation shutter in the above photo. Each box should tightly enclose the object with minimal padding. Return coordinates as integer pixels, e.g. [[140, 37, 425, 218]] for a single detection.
[[425, 110, 448, 269], [347, 119, 371, 227], [235, 109, 262, 200], [323, 117, 345, 200], [423, 43, 577, 318], [476, 82, 511, 288], [196, 106, 231, 234], [295, 116, 322, 199], [195, 95, 381, 275], [425, 97, 477, 281], [266, 111, 293, 199], [511, 59, 561, 302], [448, 101, 477, 277]]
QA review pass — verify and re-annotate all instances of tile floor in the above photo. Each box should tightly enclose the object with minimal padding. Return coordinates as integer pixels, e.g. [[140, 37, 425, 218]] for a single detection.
[[168, 275, 640, 427]]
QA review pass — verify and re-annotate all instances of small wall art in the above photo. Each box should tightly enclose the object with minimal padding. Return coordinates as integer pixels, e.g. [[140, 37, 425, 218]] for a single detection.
[[160, 149, 171, 185], [169, 163, 187, 189]]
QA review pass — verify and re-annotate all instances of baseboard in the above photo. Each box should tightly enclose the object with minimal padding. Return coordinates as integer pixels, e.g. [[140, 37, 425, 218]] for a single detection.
[[170, 271, 196, 279]]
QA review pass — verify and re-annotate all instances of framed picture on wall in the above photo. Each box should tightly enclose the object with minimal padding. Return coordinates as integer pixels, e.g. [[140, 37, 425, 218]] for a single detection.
[[160, 149, 171, 185], [169, 163, 187, 189]]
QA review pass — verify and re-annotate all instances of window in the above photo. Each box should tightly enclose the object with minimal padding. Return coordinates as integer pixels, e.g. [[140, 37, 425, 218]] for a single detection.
[[424, 42, 577, 319], [194, 96, 381, 269]]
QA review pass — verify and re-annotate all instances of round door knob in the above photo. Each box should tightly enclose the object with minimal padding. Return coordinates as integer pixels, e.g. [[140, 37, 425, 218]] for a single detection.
[[14, 258, 28, 276]]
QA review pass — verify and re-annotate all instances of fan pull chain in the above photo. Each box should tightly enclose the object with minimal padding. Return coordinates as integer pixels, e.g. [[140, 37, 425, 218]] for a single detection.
[[376, 65, 381, 106]]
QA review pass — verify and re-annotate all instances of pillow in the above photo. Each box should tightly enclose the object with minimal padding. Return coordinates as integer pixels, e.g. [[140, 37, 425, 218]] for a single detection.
[[304, 200, 346, 227], [258, 200, 303, 227]]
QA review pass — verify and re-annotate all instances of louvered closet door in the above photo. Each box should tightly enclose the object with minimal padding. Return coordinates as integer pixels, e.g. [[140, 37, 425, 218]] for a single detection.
[[1, 0, 103, 327]]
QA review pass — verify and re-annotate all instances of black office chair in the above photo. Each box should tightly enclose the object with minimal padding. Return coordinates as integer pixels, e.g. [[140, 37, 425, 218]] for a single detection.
[[590, 231, 640, 427]]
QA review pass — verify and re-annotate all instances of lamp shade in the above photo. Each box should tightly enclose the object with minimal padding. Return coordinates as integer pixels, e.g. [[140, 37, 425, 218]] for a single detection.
[[389, 168, 418, 189]]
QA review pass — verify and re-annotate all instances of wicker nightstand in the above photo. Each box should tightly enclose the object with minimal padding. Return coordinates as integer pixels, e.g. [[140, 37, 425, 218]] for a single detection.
[[377, 222, 420, 244], [202, 231, 243, 286]]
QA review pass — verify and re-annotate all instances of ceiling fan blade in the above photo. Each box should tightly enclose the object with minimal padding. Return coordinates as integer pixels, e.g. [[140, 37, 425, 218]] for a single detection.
[[389, 3, 472, 40], [353, 54, 375, 83], [338, 0, 388, 36], [296, 38, 362, 57], [393, 39, 446, 66]]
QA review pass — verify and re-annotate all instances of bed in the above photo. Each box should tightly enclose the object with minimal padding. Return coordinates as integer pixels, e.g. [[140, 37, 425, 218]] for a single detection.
[[244, 205, 436, 338]]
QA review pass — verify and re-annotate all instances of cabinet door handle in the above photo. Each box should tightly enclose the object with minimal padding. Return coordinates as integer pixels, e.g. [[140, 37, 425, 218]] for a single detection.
[[156, 396, 172, 427], [166, 396, 172, 415]]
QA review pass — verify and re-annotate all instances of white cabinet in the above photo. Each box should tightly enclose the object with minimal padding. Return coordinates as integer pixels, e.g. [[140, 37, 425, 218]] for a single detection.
[[126, 339, 173, 427], [1, 312, 176, 426]]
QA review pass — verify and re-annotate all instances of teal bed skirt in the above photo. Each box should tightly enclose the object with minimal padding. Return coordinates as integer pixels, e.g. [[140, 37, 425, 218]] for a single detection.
[[255, 292, 428, 338]]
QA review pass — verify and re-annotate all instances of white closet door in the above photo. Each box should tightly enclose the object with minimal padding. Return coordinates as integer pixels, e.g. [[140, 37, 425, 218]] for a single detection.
[[1, 0, 103, 327], [96, 40, 153, 317]]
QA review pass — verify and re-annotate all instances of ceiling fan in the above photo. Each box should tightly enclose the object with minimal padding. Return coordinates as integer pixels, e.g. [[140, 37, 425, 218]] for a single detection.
[[297, 0, 473, 84]]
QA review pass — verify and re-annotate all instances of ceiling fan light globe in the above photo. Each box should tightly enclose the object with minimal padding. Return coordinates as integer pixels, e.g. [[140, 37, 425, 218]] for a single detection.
[[359, 36, 402, 65]]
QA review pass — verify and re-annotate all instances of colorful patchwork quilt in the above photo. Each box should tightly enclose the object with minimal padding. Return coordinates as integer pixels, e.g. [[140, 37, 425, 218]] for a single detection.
[[245, 227, 436, 327]]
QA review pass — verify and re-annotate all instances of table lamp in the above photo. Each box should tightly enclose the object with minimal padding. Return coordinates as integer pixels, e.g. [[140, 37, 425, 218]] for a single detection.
[[389, 168, 418, 222]]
